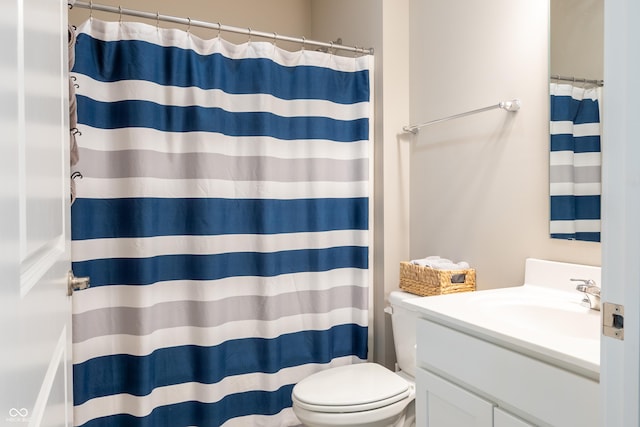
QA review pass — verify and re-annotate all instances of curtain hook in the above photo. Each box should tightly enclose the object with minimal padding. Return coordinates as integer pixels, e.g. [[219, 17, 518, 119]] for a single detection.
[[217, 22, 221, 39], [118, 6, 123, 23], [301, 36, 305, 52], [273, 32, 278, 46], [156, 12, 160, 30], [187, 17, 192, 34], [329, 41, 334, 55], [89, 0, 93, 20], [248, 27, 252, 43]]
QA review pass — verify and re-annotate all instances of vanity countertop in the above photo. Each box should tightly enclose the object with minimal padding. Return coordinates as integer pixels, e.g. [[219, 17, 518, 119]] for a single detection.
[[400, 258, 601, 381]]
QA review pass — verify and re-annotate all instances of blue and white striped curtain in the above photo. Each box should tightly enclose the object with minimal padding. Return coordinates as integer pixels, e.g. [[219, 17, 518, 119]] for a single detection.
[[70, 19, 372, 427], [549, 82, 602, 242]]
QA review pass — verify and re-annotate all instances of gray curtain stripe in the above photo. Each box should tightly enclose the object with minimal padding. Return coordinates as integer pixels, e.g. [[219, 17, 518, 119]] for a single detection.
[[77, 148, 368, 182], [72, 286, 367, 343], [549, 165, 602, 183]]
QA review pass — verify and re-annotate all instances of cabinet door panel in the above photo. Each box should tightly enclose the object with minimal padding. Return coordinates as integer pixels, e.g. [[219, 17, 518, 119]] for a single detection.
[[494, 408, 535, 427], [417, 368, 493, 427]]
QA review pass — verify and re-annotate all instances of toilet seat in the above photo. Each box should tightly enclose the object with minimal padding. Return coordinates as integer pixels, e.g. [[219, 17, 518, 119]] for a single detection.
[[292, 363, 411, 414]]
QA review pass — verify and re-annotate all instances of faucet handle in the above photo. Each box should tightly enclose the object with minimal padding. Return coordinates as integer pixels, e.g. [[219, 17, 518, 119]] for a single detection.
[[570, 278, 597, 287], [571, 278, 601, 311]]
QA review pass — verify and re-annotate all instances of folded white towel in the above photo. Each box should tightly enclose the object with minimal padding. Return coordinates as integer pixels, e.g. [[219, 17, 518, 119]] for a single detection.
[[411, 259, 438, 267], [411, 256, 470, 271], [437, 262, 462, 270]]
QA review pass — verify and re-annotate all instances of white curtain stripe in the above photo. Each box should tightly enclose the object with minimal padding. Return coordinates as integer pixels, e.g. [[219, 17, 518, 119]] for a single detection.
[[75, 74, 370, 121], [72, 231, 368, 262], [73, 177, 369, 200], [72, 269, 368, 313], [549, 220, 601, 234], [74, 125, 369, 159], [550, 182, 602, 196], [550, 151, 601, 167]]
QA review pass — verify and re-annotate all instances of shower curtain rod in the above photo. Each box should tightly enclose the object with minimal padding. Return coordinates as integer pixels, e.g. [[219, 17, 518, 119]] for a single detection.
[[402, 99, 521, 134], [69, 1, 374, 56], [551, 74, 604, 87]]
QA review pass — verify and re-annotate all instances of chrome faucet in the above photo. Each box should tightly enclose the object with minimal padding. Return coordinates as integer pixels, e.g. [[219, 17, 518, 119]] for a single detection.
[[571, 278, 601, 311]]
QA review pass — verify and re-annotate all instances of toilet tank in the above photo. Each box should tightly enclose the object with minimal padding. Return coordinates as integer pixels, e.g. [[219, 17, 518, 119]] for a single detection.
[[387, 290, 421, 378]]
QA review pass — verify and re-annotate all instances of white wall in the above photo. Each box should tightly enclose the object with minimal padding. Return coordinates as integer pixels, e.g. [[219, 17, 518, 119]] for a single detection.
[[69, 0, 312, 50], [408, 0, 600, 291], [310, 0, 411, 368]]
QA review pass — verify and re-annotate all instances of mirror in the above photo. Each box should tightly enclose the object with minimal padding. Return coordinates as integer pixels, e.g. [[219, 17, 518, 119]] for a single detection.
[[549, 0, 604, 242]]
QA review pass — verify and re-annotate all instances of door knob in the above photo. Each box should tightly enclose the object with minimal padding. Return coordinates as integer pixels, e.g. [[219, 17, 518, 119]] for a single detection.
[[67, 271, 90, 296]]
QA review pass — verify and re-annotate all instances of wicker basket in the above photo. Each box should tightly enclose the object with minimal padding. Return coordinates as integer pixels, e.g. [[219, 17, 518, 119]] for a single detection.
[[399, 261, 476, 296]]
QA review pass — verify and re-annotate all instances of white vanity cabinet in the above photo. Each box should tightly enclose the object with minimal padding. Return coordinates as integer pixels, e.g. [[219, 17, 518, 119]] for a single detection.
[[415, 318, 599, 427]]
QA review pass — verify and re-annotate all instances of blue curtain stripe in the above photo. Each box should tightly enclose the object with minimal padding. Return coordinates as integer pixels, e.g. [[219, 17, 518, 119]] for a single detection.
[[72, 247, 369, 287], [550, 134, 601, 153], [549, 95, 599, 123], [73, 324, 368, 405], [76, 96, 369, 142], [73, 34, 370, 104], [71, 198, 368, 240], [550, 195, 601, 220], [76, 386, 296, 427]]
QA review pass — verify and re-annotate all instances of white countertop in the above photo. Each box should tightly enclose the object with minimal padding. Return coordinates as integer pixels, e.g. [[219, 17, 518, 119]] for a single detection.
[[399, 259, 601, 381]]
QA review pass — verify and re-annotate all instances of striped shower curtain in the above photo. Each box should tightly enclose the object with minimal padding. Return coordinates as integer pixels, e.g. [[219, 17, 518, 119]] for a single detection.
[[70, 19, 372, 427], [549, 82, 602, 242]]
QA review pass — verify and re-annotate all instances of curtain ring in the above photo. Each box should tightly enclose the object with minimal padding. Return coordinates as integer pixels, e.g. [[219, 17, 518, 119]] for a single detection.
[[329, 41, 334, 54], [89, 0, 93, 19], [272, 32, 278, 46], [216, 22, 221, 38], [156, 12, 160, 30], [248, 27, 252, 43], [187, 17, 192, 33], [118, 6, 123, 23], [71, 171, 83, 180]]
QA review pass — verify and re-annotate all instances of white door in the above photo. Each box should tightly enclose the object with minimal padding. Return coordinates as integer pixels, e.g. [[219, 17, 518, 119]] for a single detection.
[[1, 1, 73, 426], [601, 0, 640, 425]]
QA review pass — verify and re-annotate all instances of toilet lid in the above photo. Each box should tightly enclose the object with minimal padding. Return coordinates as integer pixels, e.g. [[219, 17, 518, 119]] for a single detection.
[[292, 363, 411, 413]]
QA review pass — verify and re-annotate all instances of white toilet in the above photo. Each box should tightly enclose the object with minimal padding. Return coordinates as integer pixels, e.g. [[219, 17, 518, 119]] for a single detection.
[[292, 291, 420, 427]]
